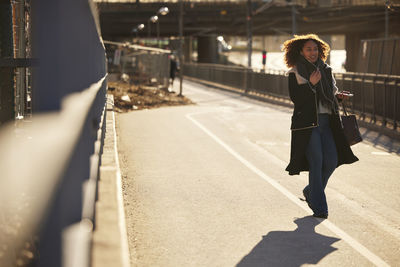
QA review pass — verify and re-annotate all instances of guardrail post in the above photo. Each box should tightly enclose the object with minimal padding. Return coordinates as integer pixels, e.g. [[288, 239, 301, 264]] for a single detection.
[[372, 75, 377, 123], [361, 74, 366, 120], [395, 78, 399, 129], [350, 74, 355, 113], [244, 68, 249, 94], [383, 76, 388, 126]]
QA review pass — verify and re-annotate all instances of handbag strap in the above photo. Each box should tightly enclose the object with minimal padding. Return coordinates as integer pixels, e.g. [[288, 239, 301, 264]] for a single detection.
[[341, 100, 349, 116]]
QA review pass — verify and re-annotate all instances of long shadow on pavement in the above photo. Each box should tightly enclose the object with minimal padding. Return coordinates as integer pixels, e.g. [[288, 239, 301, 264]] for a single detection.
[[236, 216, 340, 267]]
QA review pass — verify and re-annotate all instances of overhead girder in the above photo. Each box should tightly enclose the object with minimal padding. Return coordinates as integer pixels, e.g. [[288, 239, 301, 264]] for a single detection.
[[98, 1, 400, 40]]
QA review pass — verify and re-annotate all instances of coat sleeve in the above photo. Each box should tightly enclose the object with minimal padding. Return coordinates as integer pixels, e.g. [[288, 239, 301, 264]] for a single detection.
[[332, 73, 344, 103], [288, 73, 315, 106], [332, 73, 339, 95]]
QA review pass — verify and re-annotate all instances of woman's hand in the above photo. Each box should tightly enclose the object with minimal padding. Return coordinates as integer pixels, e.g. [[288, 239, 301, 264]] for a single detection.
[[336, 91, 353, 100], [309, 69, 321, 86]]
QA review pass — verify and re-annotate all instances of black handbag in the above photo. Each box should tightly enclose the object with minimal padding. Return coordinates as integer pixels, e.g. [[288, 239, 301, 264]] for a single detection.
[[340, 101, 362, 146]]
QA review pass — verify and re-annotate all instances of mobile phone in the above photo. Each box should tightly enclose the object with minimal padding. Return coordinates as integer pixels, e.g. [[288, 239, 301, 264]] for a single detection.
[[339, 91, 353, 97]]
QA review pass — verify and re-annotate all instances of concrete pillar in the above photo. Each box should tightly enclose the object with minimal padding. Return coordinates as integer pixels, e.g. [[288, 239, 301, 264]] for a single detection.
[[197, 34, 218, 64], [184, 36, 192, 63], [320, 35, 332, 65], [345, 34, 361, 72], [345, 33, 377, 72], [319, 0, 332, 7]]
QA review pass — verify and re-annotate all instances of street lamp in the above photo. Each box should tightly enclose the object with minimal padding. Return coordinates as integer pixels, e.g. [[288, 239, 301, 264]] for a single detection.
[[146, 7, 169, 46], [132, 23, 145, 43], [158, 7, 169, 16], [148, 15, 158, 38], [132, 23, 145, 34], [156, 7, 169, 47]]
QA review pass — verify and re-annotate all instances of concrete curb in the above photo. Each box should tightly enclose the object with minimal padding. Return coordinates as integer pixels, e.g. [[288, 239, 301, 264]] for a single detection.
[[92, 95, 130, 267]]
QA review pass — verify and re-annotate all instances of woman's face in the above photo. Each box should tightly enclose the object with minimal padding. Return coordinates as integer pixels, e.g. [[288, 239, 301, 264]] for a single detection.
[[301, 40, 319, 63]]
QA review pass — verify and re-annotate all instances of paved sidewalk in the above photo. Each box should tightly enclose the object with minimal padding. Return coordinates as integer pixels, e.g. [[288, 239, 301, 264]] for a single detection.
[[93, 80, 400, 267]]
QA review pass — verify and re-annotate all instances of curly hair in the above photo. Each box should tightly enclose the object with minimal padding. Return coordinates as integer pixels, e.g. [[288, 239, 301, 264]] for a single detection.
[[282, 34, 330, 68]]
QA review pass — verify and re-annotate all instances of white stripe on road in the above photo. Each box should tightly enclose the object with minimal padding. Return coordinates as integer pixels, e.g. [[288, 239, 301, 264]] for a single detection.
[[180, 84, 216, 96], [186, 111, 390, 267], [371, 151, 390, 156]]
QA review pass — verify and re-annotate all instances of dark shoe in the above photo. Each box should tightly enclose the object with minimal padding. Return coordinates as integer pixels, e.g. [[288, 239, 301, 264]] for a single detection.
[[302, 188, 312, 210], [313, 213, 328, 219]]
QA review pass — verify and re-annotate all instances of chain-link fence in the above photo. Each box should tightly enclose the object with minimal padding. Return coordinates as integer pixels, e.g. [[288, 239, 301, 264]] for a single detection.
[[105, 41, 171, 89]]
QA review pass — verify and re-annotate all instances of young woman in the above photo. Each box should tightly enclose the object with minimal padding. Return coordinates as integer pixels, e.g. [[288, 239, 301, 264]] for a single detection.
[[283, 34, 358, 219]]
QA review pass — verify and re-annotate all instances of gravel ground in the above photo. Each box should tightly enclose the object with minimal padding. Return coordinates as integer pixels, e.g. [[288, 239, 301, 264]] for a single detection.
[[108, 80, 194, 112]]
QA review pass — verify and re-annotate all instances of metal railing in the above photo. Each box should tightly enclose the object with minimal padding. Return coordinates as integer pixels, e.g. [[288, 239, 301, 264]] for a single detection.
[[184, 63, 288, 97], [184, 63, 400, 130], [0, 1, 107, 267], [335, 72, 400, 128]]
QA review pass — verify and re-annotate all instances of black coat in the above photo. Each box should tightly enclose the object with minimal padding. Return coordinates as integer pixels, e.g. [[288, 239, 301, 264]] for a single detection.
[[285, 68, 358, 175]]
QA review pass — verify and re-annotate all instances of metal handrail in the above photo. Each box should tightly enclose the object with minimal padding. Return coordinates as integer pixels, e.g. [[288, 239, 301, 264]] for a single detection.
[[0, 75, 107, 266], [0, 1, 108, 266], [184, 62, 400, 130]]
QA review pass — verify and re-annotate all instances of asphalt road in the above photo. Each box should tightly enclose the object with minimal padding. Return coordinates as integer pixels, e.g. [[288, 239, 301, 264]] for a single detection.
[[116, 79, 400, 267]]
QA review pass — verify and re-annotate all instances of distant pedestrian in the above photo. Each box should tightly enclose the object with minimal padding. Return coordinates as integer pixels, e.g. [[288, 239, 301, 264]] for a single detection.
[[169, 55, 178, 88], [282, 34, 358, 219]]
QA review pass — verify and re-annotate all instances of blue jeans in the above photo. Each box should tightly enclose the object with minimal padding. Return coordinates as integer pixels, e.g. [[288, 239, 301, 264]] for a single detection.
[[304, 114, 338, 215]]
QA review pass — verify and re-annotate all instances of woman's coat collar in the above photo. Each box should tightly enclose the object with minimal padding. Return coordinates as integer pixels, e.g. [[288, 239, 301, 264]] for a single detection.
[[287, 67, 308, 85]]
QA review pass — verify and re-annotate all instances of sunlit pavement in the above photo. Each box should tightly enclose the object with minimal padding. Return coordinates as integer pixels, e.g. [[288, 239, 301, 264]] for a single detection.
[[113, 79, 400, 266]]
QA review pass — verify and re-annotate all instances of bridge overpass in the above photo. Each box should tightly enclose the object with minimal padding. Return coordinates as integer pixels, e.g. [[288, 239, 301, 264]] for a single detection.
[[97, 0, 400, 71], [98, 0, 400, 37]]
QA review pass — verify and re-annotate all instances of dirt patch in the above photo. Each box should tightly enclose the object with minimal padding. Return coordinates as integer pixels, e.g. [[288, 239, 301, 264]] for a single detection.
[[108, 81, 194, 112]]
